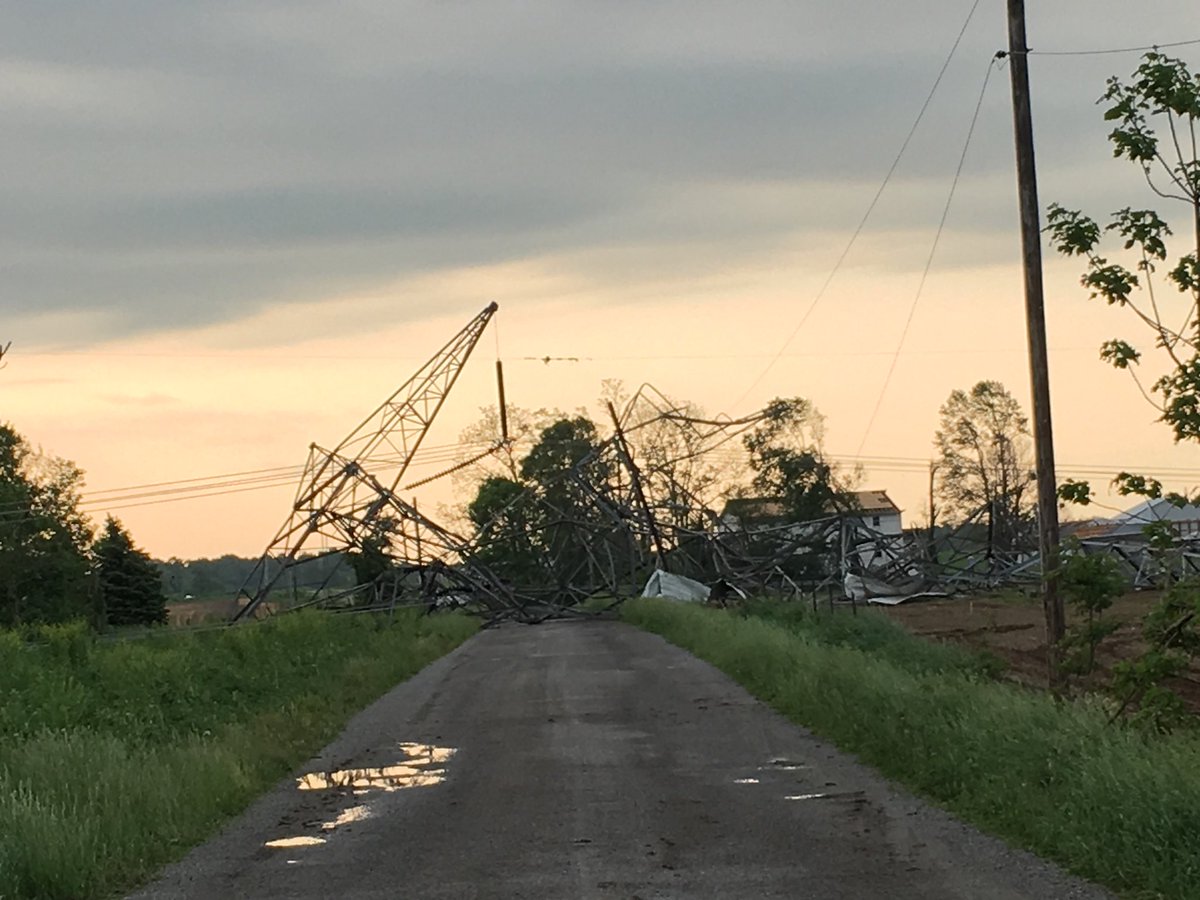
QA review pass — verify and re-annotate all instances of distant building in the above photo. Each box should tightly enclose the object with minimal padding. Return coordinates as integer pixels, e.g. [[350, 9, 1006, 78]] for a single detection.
[[848, 490, 902, 535], [1076, 497, 1200, 541], [718, 497, 790, 532], [718, 490, 902, 535]]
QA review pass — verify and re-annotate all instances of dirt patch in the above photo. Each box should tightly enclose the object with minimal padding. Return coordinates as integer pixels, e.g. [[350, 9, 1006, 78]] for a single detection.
[[880, 591, 1200, 713]]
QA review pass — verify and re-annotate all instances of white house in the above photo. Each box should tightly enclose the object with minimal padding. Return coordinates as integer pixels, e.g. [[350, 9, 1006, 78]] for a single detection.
[[848, 490, 903, 535]]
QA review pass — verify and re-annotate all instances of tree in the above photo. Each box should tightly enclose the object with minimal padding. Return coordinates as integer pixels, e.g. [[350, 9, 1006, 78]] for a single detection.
[[448, 403, 573, 536], [459, 414, 608, 590], [94, 515, 168, 627], [1046, 54, 1200, 721], [347, 529, 394, 591], [603, 381, 723, 532], [934, 381, 1034, 555], [520, 415, 604, 484], [1047, 52, 1200, 478], [521, 415, 612, 585], [0, 423, 93, 626], [742, 397, 851, 521], [467, 475, 541, 583]]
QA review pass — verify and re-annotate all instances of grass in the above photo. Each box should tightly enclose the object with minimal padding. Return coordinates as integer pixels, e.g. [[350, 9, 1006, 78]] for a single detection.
[[623, 598, 1200, 900], [739, 598, 1005, 678], [0, 610, 477, 899]]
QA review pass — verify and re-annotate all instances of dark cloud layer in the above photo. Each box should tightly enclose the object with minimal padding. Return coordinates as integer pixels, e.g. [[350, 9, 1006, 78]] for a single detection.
[[2, 1, 1196, 342]]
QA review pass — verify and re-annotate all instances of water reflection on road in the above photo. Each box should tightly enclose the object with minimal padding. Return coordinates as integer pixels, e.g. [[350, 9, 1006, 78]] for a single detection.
[[297, 742, 455, 793], [264, 741, 457, 853]]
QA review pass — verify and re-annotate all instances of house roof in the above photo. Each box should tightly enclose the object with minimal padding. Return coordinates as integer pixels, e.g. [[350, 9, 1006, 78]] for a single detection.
[[720, 490, 900, 523], [719, 497, 788, 523], [1060, 499, 1200, 541], [1108, 497, 1200, 536], [849, 490, 900, 514], [1061, 518, 1118, 540]]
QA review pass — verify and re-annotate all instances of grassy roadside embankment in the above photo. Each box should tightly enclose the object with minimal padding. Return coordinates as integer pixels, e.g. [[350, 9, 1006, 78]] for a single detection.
[[622, 598, 1200, 900], [0, 610, 477, 900]]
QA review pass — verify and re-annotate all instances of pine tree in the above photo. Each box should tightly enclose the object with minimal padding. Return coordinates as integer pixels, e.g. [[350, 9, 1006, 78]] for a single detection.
[[94, 516, 168, 627]]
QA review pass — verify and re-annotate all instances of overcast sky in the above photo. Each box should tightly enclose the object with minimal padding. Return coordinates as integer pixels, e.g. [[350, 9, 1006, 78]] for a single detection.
[[2, 1, 1199, 556]]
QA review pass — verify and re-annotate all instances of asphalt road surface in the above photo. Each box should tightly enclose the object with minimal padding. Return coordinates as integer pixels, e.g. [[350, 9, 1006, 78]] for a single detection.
[[130, 620, 1113, 899]]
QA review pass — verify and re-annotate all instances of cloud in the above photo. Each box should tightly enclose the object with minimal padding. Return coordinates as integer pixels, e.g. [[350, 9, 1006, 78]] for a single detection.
[[1, 1, 1196, 346]]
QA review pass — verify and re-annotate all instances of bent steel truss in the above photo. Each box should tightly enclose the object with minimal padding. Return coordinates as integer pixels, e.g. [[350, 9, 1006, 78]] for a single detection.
[[233, 303, 500, 620]]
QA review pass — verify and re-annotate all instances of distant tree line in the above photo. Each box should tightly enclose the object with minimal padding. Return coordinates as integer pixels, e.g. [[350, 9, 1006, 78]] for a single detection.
[[155, 553, 354, 600]]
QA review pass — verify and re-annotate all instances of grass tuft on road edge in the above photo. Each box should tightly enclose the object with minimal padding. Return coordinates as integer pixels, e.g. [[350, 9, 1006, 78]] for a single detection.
[[0, 610, 477, 900], [623, 598, 1200, 900]]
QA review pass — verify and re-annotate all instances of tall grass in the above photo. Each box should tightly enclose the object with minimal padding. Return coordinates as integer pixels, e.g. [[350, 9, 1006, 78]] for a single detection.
[[738, 598, 1004, 677], [0, 611, 477, 899], [623, 599, 1200, 900]]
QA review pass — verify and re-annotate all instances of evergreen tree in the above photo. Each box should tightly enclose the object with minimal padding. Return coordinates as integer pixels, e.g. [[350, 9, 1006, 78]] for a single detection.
[[94, 515, 168, 627]]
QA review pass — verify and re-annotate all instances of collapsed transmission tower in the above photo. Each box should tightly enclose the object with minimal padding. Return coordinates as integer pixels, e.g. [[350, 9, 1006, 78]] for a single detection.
[[233, 303, 501, 621]]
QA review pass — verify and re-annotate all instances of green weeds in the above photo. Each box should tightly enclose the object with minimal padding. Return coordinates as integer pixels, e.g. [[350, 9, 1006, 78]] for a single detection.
[[0, 611, 477, 899], [738, 599, 1004, 678], [623, 598, 1200, 899]]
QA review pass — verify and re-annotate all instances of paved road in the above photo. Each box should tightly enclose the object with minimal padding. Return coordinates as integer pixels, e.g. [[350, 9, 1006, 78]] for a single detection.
[[131, 620, 1112, 899]]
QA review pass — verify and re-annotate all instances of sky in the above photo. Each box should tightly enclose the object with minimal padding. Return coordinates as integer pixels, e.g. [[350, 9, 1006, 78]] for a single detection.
[[2, 1, 1199, 559]]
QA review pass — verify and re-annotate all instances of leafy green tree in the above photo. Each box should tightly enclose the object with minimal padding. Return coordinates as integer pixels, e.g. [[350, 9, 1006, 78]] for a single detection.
[[451, 404, 569, 510], [467, 475, 541, 582], [0, 423, 93, 626], [1059, 545, 1125, 676], [742, 397, 850, 522], [1048, 52, 1200, 474], [934, 381, 1034, 555], [520, 415, 603, 485], [348, 528, 394, 590], [1047, 52, 1200, 727], [520, 415, 611, 586], [94, 515, 168, 627], [1109, 578, 1200, 732]]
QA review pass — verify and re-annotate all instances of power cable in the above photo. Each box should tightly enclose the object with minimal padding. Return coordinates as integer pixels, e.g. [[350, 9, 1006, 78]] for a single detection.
[[1027, 37, 1200, 57], [726, 0, 984, 412], [855, 55, 999, 457], [0, 440, 495, 521]]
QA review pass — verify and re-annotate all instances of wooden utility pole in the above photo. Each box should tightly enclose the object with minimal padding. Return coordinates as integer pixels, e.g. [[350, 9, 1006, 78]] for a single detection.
[[927, 461, 938, 561], [1006, 0, 1065, 684]]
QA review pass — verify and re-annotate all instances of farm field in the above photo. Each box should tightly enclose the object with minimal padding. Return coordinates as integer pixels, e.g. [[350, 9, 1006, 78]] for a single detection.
[[882, 591, 1200, 710]]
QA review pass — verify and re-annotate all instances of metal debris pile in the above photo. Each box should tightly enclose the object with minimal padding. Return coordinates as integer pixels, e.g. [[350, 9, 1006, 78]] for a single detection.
[[233, 305, 1186, 625]]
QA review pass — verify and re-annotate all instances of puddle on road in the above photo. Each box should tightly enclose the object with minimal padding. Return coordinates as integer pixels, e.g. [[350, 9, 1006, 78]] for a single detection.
[[763, 758, 807, 772], [321, 805, 371, 830], [266, 836, 326, 848], [785, 790, 866, 802], [265, 742, 455, 852], [298, 765, 444, 792], [297, 742, 456, 793]]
